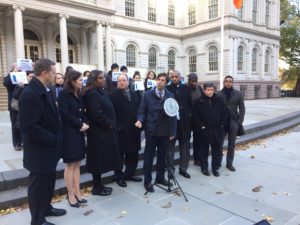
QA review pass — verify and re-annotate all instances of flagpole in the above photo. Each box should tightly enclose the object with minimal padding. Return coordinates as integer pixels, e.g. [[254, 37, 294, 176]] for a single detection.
[[220, 0, 224, 90]]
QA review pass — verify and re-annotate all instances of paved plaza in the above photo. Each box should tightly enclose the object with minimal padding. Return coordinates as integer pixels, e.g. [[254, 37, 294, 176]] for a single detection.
[[0, 97, 300, 225]]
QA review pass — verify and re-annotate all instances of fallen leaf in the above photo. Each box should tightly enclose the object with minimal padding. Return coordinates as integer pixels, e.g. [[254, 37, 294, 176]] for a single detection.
[[83, 210, 93, 216], [272, 192, 277, 195], [250, 155, 256, 159], [264, 216, 274, 222], [183, 206, 190, 211], [215, 191, 224, 195], [252, 186, 263, 192], [161, 202, 172, 208]]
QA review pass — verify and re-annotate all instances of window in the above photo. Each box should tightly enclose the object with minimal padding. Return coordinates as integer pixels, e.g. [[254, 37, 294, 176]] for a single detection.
[[208, 45, 218, 71], [252, 48, 258, 72], [148, 47, 157, 70], [55, 35, 75, 63], [188, 49, 197, 73], [238, 4, 244, 20], [253, 0, 257, 24], [266, 0, 270, 27], [264, 50, 270, 73], [188, 3, 196, 25], [267, 85, 272, 98], [148, 0, 156, 22], [168, 50, 176, 70], [237, 45, 244, 71], [68, 50, 74, 64], [240, 85, 247, 98], [168, 0, 175, 26], [209, 0, 218, 19], [125, 0, 135, 17], [254, 85, 260, 99], [126, 44, 136, 67], [55, 48, 61, 63], [24, 29, 39, 41]]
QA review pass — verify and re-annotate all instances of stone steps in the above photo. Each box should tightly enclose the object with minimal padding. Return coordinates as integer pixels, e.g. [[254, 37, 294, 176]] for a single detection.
[[0, 111, 300, 209], [0, 76, 8, 111]]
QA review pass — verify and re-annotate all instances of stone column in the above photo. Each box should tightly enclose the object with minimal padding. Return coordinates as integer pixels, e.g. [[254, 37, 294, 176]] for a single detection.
[[260, 44, 265, 80], [0, 36, 8, 75], [5, 17, 14, 69], [59, 13, 69, 71], [41, 41, 47, 58], [13, 5, 25, 59], [76, 44, 81, 64], [96, 21, 104, 70], [46, 22, 54, 60], [80, 28, 88, 64], [88, 29, 94, 65], [105, 23, 112, 71]]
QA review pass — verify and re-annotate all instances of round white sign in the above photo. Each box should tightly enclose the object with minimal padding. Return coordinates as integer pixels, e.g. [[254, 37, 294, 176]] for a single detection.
[[164, 98, 179, 117]]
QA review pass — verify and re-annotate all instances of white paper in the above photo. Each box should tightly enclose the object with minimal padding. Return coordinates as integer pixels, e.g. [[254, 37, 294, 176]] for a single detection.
[[10, 72, 28, 84], [146, 80, 156, 89], [112, 72, 122, 82], [17, 58, 33, 72], [82, 77, 88, 86], [134, 81, 145, 91]]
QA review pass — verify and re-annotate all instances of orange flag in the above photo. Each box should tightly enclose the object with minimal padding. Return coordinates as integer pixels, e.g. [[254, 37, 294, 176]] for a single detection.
[[233, 0, 243, 9]]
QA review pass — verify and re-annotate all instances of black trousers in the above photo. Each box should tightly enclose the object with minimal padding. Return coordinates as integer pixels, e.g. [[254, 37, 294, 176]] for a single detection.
[[115, 151, 139, 179], [9, 110, 22, 147], [199, 142, 222, 172], [167, 139, 190, 172], [28, 172, 56, 225], [143, 135, 169, 184], [220, 119, 239, 166], [192, 131, 201, 162]]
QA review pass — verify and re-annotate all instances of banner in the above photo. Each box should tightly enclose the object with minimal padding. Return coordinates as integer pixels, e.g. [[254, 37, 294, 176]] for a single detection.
[[17, 58, 33, 72], [10, 72, 28, 84]]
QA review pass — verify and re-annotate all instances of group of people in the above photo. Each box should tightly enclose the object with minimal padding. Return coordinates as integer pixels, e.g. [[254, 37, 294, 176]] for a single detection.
[[3, 58, 245, 225]]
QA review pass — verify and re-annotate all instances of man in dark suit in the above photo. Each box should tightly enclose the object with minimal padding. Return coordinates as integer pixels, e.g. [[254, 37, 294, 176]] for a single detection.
[[167, 71, 192, 179], [19, 59, 66, 225], [135, 73, 177, 192], [217, 76, 245, 172], [192, 83, 227, 177], [110, 74, 142, 188]]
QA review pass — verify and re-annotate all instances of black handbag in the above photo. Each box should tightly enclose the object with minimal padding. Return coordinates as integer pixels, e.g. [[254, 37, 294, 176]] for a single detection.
[[237, 124, 245, 136]]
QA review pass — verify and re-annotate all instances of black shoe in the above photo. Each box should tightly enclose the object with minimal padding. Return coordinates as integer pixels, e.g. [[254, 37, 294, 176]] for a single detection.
[[92, 186, 112, 196], [155, 179, 173, 187], [42, 221, 55, 225], [101, 185, 113, 192], [212, 170, 220, 177], [45, 207, 66, 217], [75, 195, 88, 204], [179, 170, 191, 178], [125, 176, 143, 182], [201, 169, 210, 176], [116, 178, 127, 187], [226, 164, 236, 172], [68, 199, 80, 208], [144, 183, 154, 193]]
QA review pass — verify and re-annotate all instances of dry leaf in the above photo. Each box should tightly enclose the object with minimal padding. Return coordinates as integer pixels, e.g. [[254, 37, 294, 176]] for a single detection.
[[264, 216, 274, 222], [161, 202, 172, 208], [183, 206, 190, 211], [215, 191, 224, 195], [252, 185, 263, 192], [83, 210, 93, 216], [250, 155, 255, 159], [272, 192, 277, 195]]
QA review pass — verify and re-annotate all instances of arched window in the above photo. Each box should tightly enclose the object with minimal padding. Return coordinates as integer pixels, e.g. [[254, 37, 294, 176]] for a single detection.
[[168, 49, 176, 70], [148, 47, 157, 70], [209, 0, 218, 19], [264, 50, 270, 73], [252, 48, 258, 72], [24, 29, 40, 62], [208, 45, 218, 71], [126, 44, 136, 67], [237, 45, 244, 71], [253, 0, 258, 24], [188, 49, 197, 73], [188, 3, 196, 25], [24, 29, 39, 40]]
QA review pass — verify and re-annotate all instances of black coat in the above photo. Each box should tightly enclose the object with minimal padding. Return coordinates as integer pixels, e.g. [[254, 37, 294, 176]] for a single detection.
[[167, 83, 192, 141], [109, 89, 141, 153], [19, 77, 61, 174], [192, 93, 227, 144], [84, 88, 121, 174], [3, 74, 15, 111], [58, 90, 86, 163]]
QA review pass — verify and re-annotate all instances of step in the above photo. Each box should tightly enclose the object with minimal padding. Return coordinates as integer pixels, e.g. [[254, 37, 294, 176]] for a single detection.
[[0, 112, 299, 209]]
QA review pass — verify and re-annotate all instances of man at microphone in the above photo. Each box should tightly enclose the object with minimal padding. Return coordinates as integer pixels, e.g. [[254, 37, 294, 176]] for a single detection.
[[135, 73, 177, 193]]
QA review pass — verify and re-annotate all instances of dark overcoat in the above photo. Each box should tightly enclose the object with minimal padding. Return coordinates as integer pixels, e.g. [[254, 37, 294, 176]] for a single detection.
[[192, 93, 227, 144], [84, 87, 121, 174], [19, 77, 61, 174], [58, 90, 86, 163], [167, 83, 192, 141], [109, 89, 141, 153], [3, 74, 15, 111]]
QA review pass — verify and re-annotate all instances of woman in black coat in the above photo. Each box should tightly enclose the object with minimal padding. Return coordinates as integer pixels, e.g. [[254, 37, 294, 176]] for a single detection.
[[83, 70, 121, 196], [58, 70, 89, 207]]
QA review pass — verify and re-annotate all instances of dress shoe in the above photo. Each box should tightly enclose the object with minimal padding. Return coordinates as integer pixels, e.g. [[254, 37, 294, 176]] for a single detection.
[[155, 179, 173, 187], [101, 185, 113, 192], [212, 170, 220, 177], [125, 176, 143, 182], [92, 187, 112, 196], [144, 183, 154, 193], [179, 170, 191, 178], [45, 207, 66, 217], [116, 178, 127, 187], [74, 195, 88, 204], [226, 164, 236, 172], [42, 221, 55, 225], [68, 199, 80, 208], [201, 169, 210, 176]]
